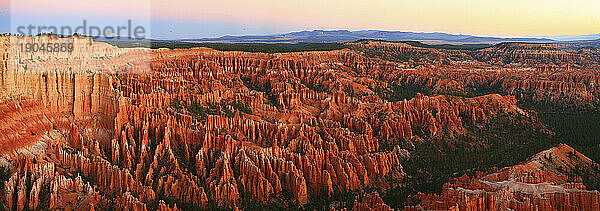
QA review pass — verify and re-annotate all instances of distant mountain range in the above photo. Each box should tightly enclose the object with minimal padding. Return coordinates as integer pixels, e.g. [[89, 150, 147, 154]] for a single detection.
[[183, 30, 561, 44], [89, 30, 600, 50]]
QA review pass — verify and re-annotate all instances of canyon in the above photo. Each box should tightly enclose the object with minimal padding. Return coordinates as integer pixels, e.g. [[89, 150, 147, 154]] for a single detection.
[[0, 35, 599, 210]]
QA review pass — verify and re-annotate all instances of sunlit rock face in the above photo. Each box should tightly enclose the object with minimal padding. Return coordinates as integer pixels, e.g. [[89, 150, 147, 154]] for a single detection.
[[405, 144, 600, 211], [0, 36, 599, 210], [352, 192, 394, 211], [349, 40, 600, 110]]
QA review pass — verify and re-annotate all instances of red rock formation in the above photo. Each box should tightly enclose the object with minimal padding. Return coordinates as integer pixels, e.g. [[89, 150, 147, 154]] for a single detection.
[[349, 40, 600, 110], [1, 36, 599, 210], [405, 144, 600, 211], [0, 98, 58, 157], [352, 192, 393, 211], [3, 159, 106, 210]]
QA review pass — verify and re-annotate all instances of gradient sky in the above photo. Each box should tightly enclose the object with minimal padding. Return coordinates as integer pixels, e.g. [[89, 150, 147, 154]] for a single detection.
[[1, 0, 599, 39]]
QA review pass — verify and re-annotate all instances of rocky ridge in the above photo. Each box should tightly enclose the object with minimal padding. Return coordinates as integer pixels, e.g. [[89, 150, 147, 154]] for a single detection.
[[405, 144, 600, 211]]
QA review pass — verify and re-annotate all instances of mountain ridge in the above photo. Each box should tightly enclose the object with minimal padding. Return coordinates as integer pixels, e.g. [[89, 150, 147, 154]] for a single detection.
[[185, 29, 557, 44]]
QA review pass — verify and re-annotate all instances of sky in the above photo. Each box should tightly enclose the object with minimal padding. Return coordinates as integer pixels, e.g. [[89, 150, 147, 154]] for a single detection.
[[0, 0, 599, 39]]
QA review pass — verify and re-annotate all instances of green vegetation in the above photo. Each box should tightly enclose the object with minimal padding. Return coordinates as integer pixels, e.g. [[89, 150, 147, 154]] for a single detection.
[[566, 163, 600, 191], [104, 38, 600, 210], [378, 95, 600, 208], [348, 39, 490, 64], [401, 41, 492, 50], [351, 39, 492, 50], [374, 82, 504, 102], [351, 46, 415, 63], [104, 40, 346, 53], [230, 101, 253, 115], [536, 110, 600, 190], [375, 83, 423, 102], [107, 39, 489, 54], [170, 98, 252, 120], [536, 111, 600, 162], [371, 83, 600, 208], [384, 113, 557, 207]]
